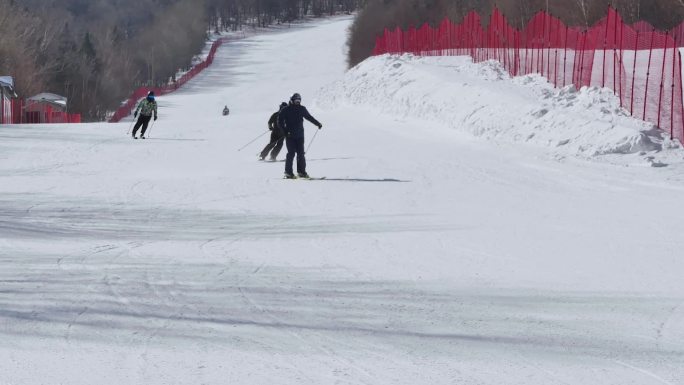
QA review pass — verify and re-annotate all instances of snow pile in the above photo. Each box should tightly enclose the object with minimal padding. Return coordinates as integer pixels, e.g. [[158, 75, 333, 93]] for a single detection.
[[318, 54, 683, 164]]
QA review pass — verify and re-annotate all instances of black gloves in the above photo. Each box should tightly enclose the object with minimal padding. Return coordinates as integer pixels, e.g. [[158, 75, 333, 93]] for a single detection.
[[317, 123, 322, 129], [134, 112, 137, 118], [154, 116, 158, 121]]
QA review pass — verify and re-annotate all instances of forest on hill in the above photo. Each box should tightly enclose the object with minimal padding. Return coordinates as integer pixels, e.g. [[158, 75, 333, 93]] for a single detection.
[[347, 0, 684, 67], [0, 0, 359, 120]]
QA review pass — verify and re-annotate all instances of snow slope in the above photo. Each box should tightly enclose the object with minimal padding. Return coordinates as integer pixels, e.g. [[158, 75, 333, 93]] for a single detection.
[[1, 16, 684, 385], [319, 54, 684, 165]]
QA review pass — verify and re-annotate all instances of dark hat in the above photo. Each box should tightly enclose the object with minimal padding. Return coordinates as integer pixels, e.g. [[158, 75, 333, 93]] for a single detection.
[[279, 102, 287, 109], [148, 91, 155, 97], [290, 93, 301, 101]]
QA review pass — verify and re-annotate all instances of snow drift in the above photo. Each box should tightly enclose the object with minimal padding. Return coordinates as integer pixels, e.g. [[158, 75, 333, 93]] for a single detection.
[[318, 54, 683, 164]]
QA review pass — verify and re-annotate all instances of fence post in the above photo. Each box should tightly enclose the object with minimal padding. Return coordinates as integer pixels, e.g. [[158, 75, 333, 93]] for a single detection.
[[657, 31, 669, 129], [554, 20, 559, 86], [530, 15, 537, 73], [503, 15, 509, 72], [578, 31, 588, 88], [512, 27, 518, 76], [643, 29, 656, 121], [538, 13, 544, 74], [549, 15, 555, 80], [542, 13, 548, 79], [671, 35, 678, 138], [631, 30, 639, 114], [487, 14, 492, 61], [679, 51, 684, 140], [543, 15, 548, 79], [502, 12, 507, 67], [538, 14, 543, 74], [617, 16, 624, 106], [572, 29, 580, 86], [461, 20, 465, 56], [468, 15, 473, 59], [546, 14, 552, 80], [563, 25, 569, 87], [613, 9, 618, 94], [519, 24, 523, 76], [602, 7, 611, 87], [523, 20, 529, 74]]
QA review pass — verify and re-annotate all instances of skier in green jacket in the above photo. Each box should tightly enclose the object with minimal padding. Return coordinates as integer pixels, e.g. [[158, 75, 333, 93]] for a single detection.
[[132, 91, 158, 139]]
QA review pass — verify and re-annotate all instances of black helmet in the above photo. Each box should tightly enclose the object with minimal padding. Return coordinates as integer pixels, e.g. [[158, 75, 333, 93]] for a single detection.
[[290, 93, 301, 102], [148, 91, 155, 97], [279, 102, 287, 109]]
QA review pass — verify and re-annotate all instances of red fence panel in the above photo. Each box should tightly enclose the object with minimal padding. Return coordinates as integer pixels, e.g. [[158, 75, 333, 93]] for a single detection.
[[372, 6, 684, 142]]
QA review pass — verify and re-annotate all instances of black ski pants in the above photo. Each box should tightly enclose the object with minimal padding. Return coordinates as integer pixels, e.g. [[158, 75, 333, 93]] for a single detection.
[[132, 115, 152, 137], [285, 137, 306, 175], [260, 131, 284, 159]]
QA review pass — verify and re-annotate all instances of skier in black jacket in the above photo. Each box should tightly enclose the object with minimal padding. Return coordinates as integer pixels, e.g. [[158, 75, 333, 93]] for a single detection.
[[259, 102, 287, 161], [277, 93, 322, 178]]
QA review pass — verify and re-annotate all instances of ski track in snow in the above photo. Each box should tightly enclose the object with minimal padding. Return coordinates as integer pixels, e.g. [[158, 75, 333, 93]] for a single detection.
[[1, 15, 684, 385]]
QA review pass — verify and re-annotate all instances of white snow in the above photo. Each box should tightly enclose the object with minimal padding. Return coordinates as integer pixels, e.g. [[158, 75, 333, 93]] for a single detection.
[[319, 53, 684, 164], [1, 15, 684, 385]]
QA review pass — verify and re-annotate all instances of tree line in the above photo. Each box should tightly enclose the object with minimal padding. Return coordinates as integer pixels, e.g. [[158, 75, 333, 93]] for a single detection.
[[0, 0, 361, 121], [347, 0, 684, 67]]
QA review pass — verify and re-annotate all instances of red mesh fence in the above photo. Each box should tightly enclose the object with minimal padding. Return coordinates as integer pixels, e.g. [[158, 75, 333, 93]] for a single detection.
[[0, 97, 11, 124], [109, 37, 230, 123], [373, 7, 684, 142]]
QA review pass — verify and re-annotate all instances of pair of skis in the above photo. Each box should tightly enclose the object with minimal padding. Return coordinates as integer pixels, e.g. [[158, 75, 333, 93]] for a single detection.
[[283, 175, 326, 180]]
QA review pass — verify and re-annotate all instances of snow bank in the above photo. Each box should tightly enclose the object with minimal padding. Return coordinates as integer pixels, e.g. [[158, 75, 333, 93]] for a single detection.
[[318, 54, 683, 164]]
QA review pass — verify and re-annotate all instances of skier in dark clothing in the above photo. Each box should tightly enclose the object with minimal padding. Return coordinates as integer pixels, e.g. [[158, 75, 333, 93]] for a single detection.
[[259, 102, 287, 161], [278, 93, 322, 178], [132, 91, 158, 139]]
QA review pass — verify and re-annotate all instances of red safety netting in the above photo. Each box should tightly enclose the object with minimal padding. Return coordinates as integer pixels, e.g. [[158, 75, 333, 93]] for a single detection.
[[373, 7, 684, 142], [0, 97, 11, 124], [109, 37, 230, 123]]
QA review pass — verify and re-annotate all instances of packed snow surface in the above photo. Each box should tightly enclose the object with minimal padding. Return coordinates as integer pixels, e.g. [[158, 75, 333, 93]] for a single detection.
[[2, 16, 684, 385]]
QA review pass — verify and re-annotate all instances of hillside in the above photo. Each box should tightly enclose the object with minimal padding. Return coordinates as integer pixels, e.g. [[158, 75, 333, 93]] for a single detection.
[[0, 0, 358, 120]]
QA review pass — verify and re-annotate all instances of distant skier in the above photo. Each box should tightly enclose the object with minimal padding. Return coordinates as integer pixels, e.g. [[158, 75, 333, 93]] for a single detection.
[[132, 91, 158, 139], [259, 102, 287, 161], [278, 93, 322, 178], [223, 105, 230, 116]]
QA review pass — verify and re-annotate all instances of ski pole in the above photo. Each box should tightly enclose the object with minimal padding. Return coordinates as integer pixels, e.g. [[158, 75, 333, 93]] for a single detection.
[[147, 120, 156, 138], [237, 130, 269, 151], [306, 129, 320, 153], [126, 119, 136, 135]]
